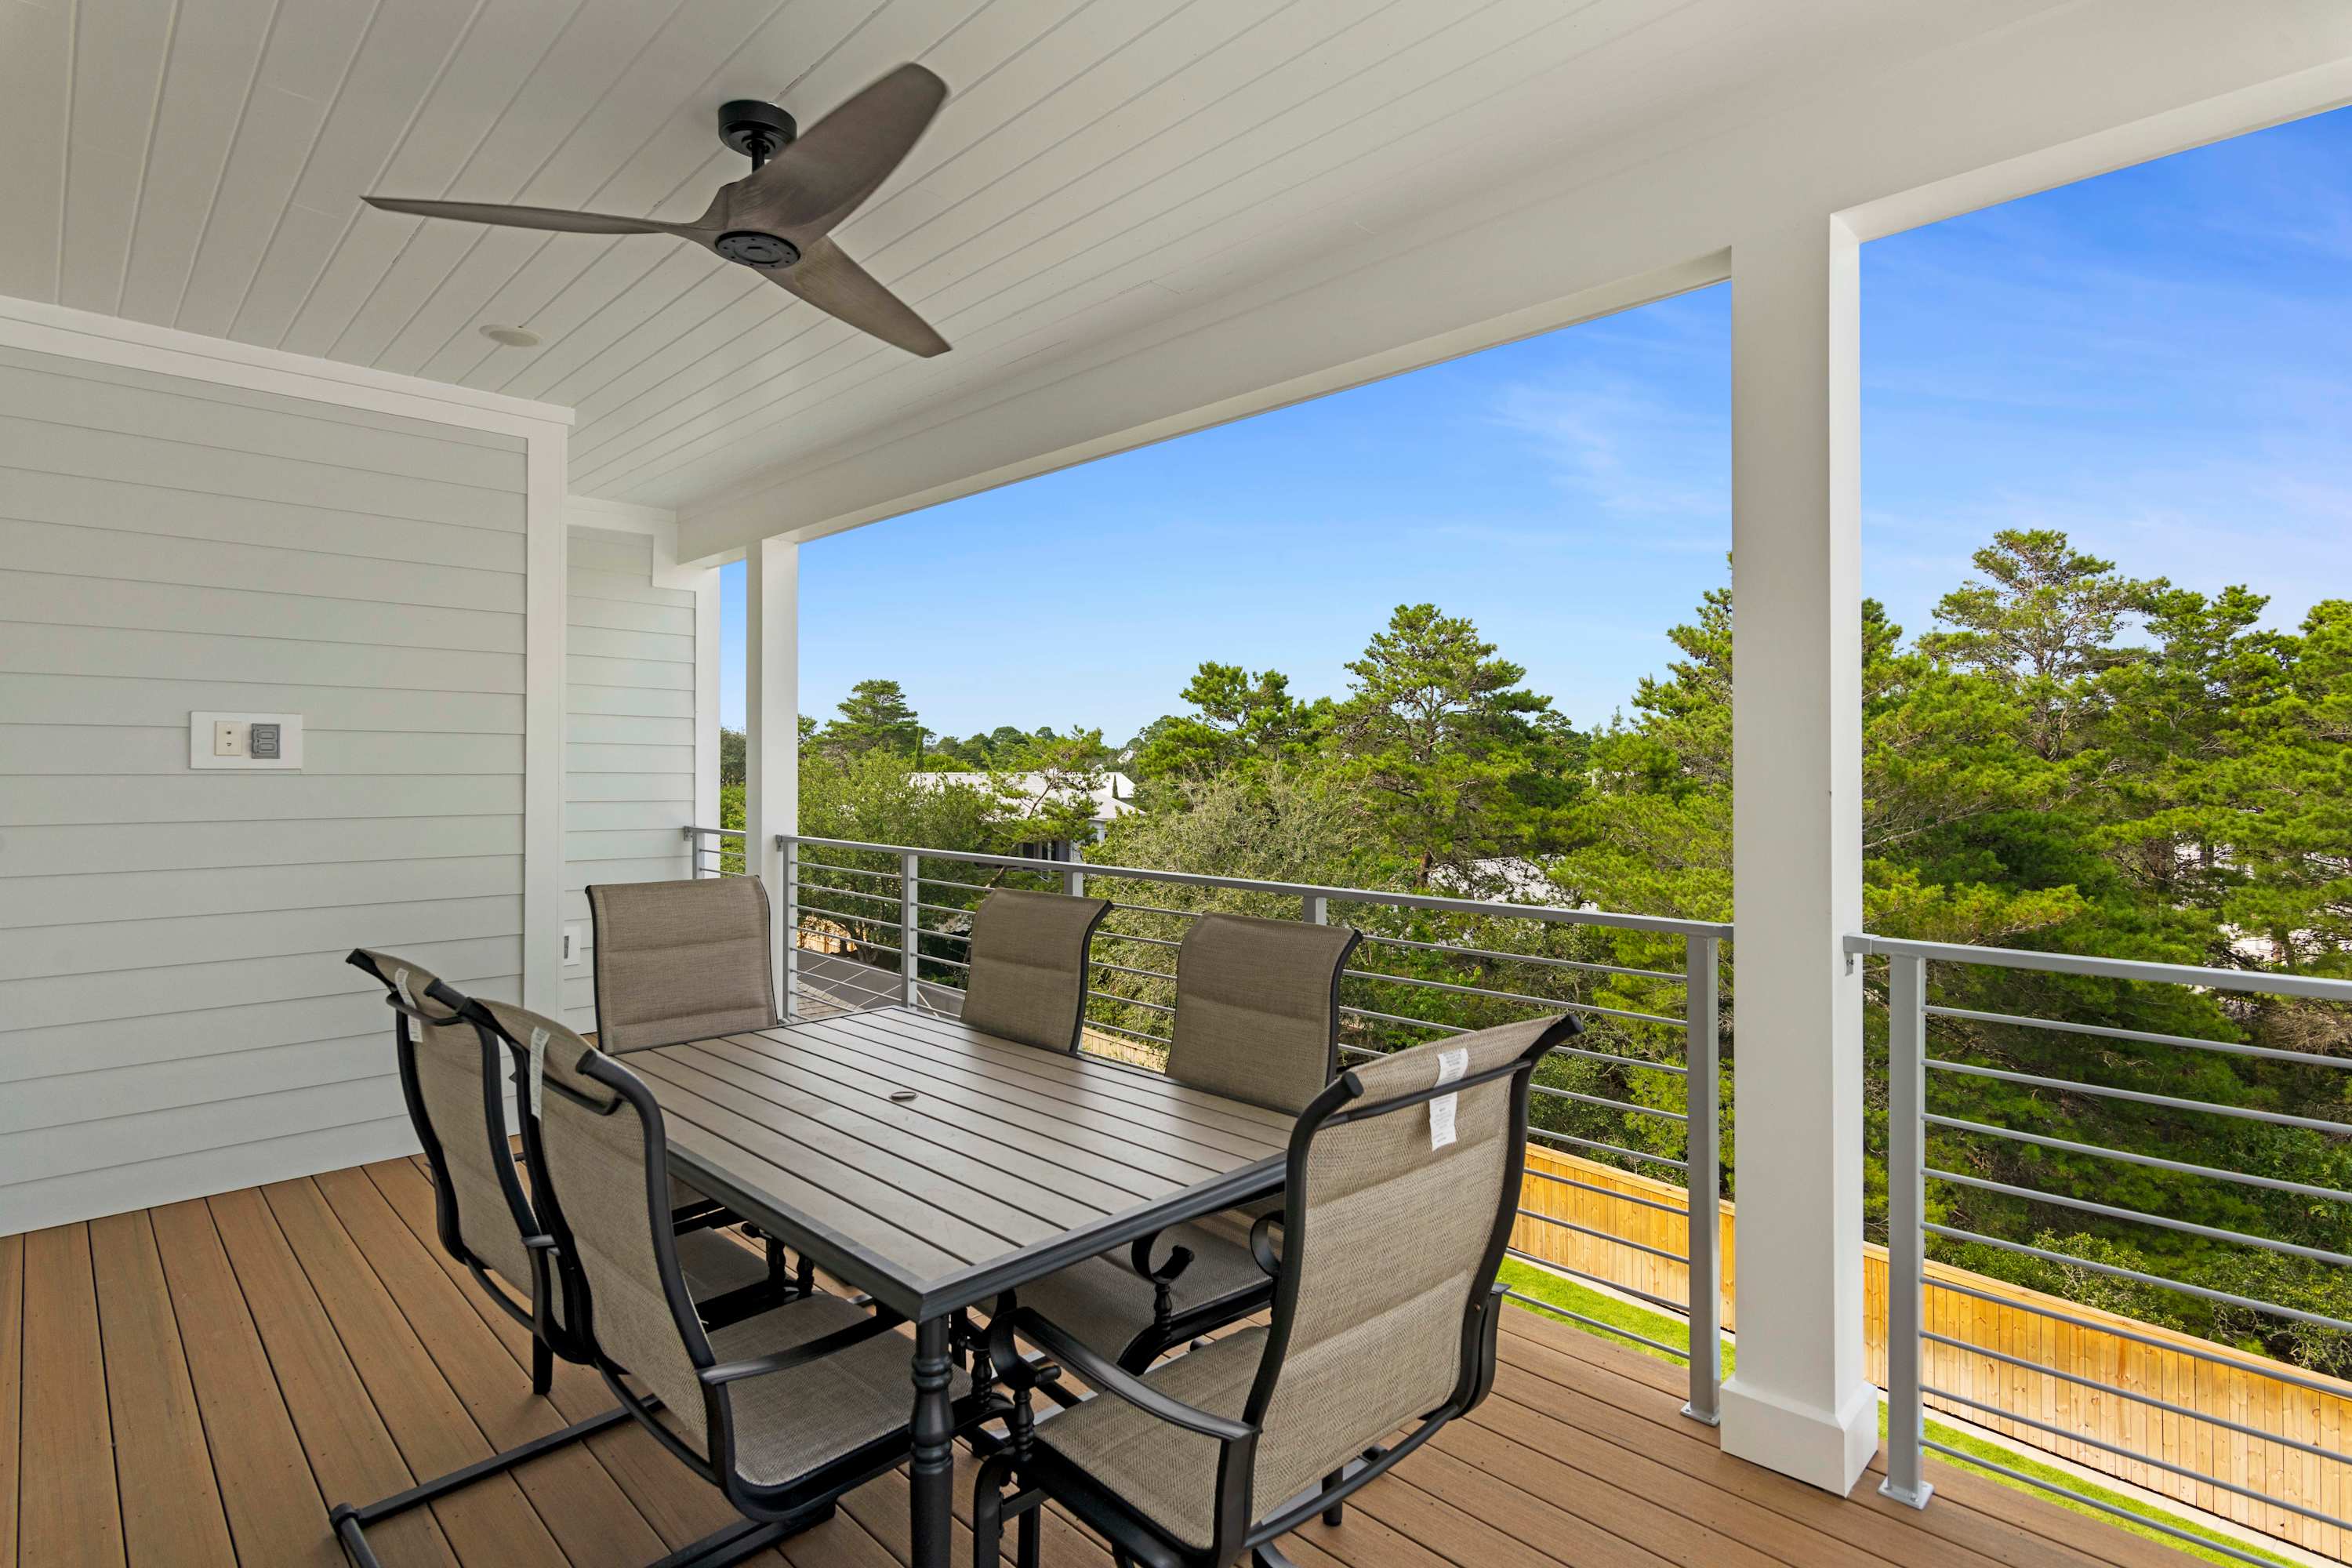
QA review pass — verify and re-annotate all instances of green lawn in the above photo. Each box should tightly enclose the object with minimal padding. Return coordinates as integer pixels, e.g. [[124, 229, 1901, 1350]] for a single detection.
[[1495, 1260, 2302, 1568]]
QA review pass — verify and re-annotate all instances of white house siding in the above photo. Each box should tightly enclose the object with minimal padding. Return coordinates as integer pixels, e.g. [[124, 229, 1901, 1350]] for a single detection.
[[0, 341, 533, 1232], [562, 524, 698, 1034]]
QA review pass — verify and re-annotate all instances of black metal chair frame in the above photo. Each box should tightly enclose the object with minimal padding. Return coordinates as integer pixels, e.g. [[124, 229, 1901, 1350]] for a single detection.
[[973, 1017, 1573, 1568], [470, 1008, 1012, 1560], [327, 961, 803, 1568]]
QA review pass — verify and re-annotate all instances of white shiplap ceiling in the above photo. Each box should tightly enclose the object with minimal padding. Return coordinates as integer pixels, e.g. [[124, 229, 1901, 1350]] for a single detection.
[[2, 0, 2045, 517]]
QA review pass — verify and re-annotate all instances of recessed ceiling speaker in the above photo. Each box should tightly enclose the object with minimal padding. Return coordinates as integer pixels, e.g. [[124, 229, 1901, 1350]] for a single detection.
[[478, 325, 540, 347]]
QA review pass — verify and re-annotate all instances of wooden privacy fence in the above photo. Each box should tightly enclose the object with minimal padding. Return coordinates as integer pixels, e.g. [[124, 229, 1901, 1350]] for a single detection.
[[1513, 1145, 2352, 1561]]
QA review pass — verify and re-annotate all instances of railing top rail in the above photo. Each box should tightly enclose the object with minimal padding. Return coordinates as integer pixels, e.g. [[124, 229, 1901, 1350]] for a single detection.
[[685, 824, 746, 837], [1846, 931, 2352, 1004], [779, 833, 1733, 940]]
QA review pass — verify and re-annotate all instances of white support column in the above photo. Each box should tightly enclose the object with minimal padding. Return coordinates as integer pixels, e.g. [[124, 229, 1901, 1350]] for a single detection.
[[744, 537, 800, 1011], [1716, 212, 1877, 1497], [520, 428, 568, 1014]]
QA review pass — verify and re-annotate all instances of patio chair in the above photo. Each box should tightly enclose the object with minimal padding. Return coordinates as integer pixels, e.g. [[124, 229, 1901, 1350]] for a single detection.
[[587, 875, 800, 1305], [332, 950, 796, 1567], [956, 887, 1112, 1052], [974, 1011, 1581, 1568], [1011, 914, 1359, 1373], [463, 997, 1006, 1563]]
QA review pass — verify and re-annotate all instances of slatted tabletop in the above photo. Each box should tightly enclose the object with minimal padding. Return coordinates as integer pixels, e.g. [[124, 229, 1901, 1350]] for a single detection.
[[632, 1006, 1294, 1320]]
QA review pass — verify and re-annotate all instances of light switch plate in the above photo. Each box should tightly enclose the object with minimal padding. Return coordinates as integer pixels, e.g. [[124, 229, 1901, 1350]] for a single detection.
[[191, 712, 304, 770]]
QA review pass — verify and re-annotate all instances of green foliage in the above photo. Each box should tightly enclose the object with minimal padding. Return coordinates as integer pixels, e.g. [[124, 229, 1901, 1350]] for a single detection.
[[760, 530, 2347, 1376], [820, 677, 925, 758]]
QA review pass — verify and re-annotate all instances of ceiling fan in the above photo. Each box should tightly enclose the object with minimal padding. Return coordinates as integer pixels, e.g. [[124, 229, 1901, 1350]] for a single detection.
[[365, 64, 950, 357]]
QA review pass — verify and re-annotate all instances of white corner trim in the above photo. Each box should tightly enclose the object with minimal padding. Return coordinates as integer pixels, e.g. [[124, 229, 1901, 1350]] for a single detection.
[[0, 292, 575, 434], [564, 494, 709, 590], [524, 432, 571, 1015], [694, 566, 722, 836]]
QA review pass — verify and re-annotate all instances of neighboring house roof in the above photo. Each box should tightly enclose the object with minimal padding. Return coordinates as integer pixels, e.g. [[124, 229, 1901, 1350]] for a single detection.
[[910, 770, 1140, 826]]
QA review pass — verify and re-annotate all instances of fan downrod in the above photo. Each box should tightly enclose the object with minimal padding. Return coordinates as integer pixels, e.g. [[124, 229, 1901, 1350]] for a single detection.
[[718, 100, 797, 169]]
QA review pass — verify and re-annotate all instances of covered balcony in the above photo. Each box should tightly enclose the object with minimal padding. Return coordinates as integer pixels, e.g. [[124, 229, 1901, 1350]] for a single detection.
[[4, 3, 2350, 1566]]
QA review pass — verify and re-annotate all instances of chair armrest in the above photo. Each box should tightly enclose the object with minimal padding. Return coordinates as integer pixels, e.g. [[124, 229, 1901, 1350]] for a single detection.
[[1248, 1214, 1283, 1278], [699, 1305, 906, 1387], [1124, 1230, 1194, 1284], [1011, 1307, 1254, 1444]]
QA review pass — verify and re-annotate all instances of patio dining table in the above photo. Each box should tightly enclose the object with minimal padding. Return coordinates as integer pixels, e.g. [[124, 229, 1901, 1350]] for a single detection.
[[626, 1004, 1294, 1568]]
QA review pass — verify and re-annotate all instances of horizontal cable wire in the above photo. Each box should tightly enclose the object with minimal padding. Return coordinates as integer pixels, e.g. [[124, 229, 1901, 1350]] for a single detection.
[[1927, 1114, 2352, 1206], [1085, 1018, 1174, 1048], [1096, 928, 1182, 950], [1340, 1005, 1469, 1034], [1926, 1167, 2352, 1268], [1921, 1384, 2352, 1530], [1918, 1444, 2285, 1568], [1548, 1043, 1688, 1076], [1345, 967, 1684, 1028], [1926, 1058, 2352, 1135], [1515, 1207, 1690, 1264], [794, 881, 900, 908], [1530, 1127, 1687, 1171], [1359, 931, 1690, 983], [1915, 1340, 2347, 1468], [1499, 1286, 1690, 1360], [795, 927, 901, 956], [1926, 1277, 2352, 1406], [1929, 1004, 2352, 1069], [797, 858, 900, 881], [1926, 1225, 2352, 1334], [1538, 1086, 1686, 1123], [1109, 899, 1205, 920], [1522, 1165, 1693, 1218], [1512, 1254, 1691, 1315], [1092, 959, 1176, 984], [1090, 989, 1172, 1014]]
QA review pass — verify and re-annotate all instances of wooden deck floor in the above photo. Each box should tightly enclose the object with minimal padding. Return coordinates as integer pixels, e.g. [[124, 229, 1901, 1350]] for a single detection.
[[0, 1156, 2189, 1568]]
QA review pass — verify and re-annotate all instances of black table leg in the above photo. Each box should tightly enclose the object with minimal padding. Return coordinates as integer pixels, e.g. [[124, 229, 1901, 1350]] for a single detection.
[[909, 1314, 955, 1568]]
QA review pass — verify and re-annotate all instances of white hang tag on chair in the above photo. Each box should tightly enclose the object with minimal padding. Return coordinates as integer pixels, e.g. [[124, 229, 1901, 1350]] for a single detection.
[[394, 969, 421, 1044], [527, 1027, 550, 1116], [1430, 1047, 1468, 1150]]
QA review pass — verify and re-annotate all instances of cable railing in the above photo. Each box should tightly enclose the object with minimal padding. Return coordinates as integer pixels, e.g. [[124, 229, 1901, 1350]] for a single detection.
[[780, 832, 1731, 1425], [1853, 932, 2352, 1563], [686, 823, 746, 878]]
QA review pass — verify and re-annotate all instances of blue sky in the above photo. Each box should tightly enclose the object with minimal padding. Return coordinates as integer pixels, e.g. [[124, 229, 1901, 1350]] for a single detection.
[[724, 106, 2352, 739]]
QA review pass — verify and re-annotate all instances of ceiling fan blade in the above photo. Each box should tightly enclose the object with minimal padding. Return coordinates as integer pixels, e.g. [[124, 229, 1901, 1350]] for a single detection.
[[742, 64, 947, 238], [363, 195, 674, 236], [762, 238, 948, 357]]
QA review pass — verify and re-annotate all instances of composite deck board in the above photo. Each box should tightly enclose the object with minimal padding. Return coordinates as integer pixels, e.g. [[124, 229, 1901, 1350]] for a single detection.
[[5, 1152, 2191, 1568], [0, 1232, 19, 1568], [86, 1211, 238, 1567], [19, 1225, 125, 1566]]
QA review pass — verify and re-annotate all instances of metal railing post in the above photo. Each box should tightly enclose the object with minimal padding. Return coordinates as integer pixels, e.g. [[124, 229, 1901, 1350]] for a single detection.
[[900, 851, 920, 1007], [781, 836, 801, 1021], [1062, 843, 1085, 898], [1301, 893, 1327, 924], [1682, 934, 1722, 1425], [1882, 950, 1933, 1508]]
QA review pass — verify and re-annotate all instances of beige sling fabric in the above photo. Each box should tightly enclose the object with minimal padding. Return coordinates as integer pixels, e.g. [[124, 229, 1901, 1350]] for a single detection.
[[1165, 913, 1358, 1113], [956, 888, 1110, 1052], [1036, 1015, 1564, 1548], [352, 949, 532, 1291], [474, 999, 713, 1444], [589, 877, 778, 1054], [1011, 1211, 1267, 1363]]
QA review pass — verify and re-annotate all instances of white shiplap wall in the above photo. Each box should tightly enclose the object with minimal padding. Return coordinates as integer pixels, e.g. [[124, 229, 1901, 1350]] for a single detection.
[[561, 521, 704, 1034], [0, 329, 559, 1234]]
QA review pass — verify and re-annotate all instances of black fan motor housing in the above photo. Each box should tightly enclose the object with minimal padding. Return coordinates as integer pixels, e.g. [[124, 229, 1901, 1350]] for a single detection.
[[719, 100, 797, 161], [715, 231, 801, 268]]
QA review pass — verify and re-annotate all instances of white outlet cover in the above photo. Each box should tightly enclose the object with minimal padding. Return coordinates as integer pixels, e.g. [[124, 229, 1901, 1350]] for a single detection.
[[191, 712, 304, 770], [563, 921, 588, 967]]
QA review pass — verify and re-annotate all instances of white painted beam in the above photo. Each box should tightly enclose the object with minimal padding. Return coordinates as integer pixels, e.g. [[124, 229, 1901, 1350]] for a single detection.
[[743, 537, 798, 1007], [1715, 212, 1874, 1497]]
